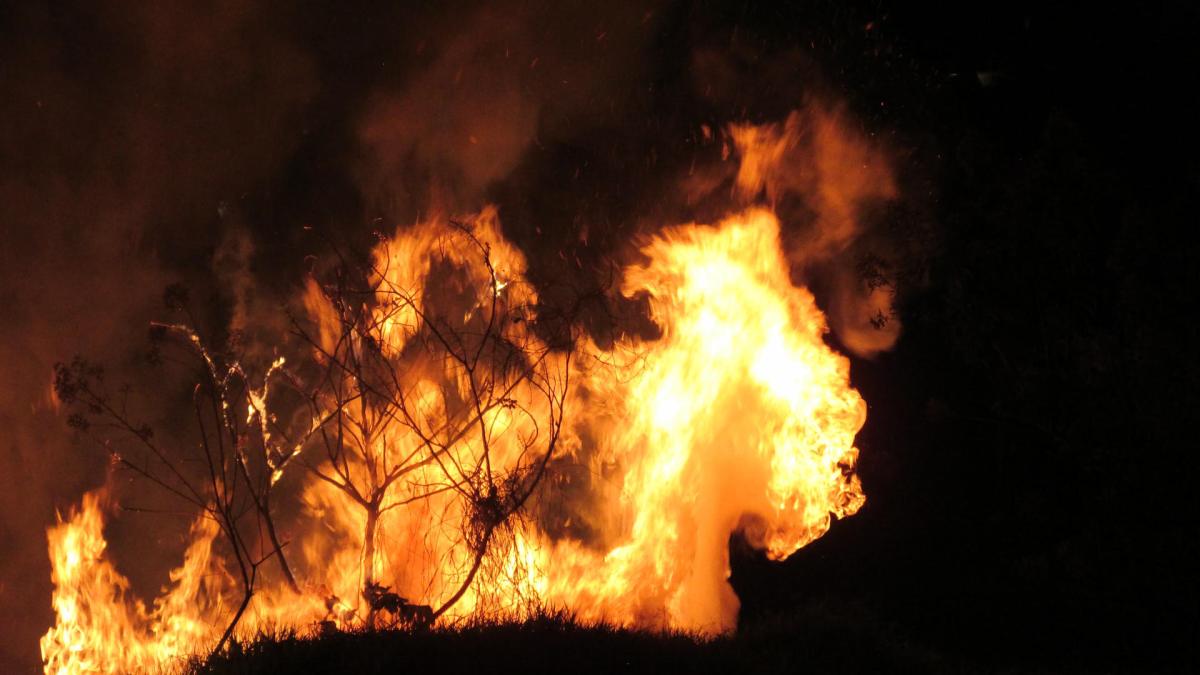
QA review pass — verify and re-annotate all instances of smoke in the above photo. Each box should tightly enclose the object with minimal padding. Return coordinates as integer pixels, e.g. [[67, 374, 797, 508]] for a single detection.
[[728, 105, 901, 357], [0, 3, 317, 669], [355, 2, 658, 215]]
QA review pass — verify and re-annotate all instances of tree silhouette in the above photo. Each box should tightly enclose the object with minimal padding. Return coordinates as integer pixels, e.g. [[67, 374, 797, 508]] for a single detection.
[[286, 221, 573, 626], [54, 219, 576, 653]]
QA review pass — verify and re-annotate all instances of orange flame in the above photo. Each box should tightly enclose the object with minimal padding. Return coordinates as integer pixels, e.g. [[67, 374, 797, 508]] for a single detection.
[[41, 108, 885, 672], [529, 208, 865, 633], [40, 492, 225, 674]]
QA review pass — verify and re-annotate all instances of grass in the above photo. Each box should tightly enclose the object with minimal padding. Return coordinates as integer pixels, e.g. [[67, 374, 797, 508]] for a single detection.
[[188, 603, 960, 675]]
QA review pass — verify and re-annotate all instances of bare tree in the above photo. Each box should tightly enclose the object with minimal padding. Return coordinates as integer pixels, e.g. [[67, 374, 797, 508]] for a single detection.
[[53, 218, 577, 650], [54, 316, 300, 654], [287, 221, 573, 627]]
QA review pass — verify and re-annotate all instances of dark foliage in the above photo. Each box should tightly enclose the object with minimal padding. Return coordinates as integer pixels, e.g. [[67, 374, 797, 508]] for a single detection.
[[190, 607, 959, 675]]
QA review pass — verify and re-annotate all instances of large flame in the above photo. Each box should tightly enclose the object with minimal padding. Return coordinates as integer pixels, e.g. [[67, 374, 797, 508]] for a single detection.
[[41, 111, 881, 672], [40, 493, 225, 674], [538, 208, 866, 634]]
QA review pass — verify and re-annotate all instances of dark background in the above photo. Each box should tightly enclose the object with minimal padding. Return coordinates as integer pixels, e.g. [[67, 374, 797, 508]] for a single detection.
[[3, 1, 1198, 672], [729, 2, 1200, 673]]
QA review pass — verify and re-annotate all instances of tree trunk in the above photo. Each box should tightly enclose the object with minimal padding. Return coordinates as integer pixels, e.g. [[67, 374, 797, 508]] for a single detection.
[[361, 504, 380, 624]]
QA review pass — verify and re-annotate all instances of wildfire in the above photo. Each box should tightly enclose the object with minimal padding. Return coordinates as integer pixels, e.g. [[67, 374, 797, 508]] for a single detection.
[[40, 493, 224, 674], [41, 109, 884, 672], [528, 207, 866, 634]]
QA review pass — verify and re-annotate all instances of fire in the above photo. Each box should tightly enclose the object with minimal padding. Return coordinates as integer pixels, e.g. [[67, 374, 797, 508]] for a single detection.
[[41, 109, 882, 672], [532, 208, 866, 633], [40, 493, 225, 674]]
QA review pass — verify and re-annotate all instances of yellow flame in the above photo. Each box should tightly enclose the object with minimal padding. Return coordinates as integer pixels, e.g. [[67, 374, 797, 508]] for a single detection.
[[40, 493, 224, 674], [526, 208, 866, 634]]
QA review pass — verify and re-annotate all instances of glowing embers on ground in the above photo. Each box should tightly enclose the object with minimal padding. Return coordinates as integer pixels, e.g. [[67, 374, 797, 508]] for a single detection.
[[41, 174, 871, 674]]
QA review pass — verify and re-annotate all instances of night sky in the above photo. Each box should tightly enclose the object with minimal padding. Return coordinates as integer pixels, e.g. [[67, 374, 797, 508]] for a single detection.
[[2, 1, 1198, 672]]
